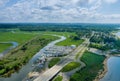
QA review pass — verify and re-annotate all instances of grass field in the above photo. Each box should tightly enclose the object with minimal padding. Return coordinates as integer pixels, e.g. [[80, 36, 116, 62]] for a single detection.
[[0, 43, 12, 53], [0, 32, 38, 53], [70, 51, 105, 81], [48, 58, 60, 68], [53, 75, 63, 81], [56, 38, 84, 46], [42, 32, 84, 46], [0, 32, 37, 44], [61, 62, 80, 72], [42, 31, 76, 38], [43, 31, 84, 46], [0, 31, 62, 52]]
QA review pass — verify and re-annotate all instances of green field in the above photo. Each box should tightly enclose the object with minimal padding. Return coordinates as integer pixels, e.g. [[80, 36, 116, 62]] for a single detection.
[[0, 43, 12, 52], [53, 75, 63, 81], [42, 31, 76, 38], [0, 31, 61, 49], [0, 32, 37, 44], [48, 58, 60, 68], [43, 32, 84, 46], [0, 32, 40, 53], [61, 62, 80, 72], [56, 38, 84, 46], [42, 31, 84, 46], [70, 51, 105, 81]]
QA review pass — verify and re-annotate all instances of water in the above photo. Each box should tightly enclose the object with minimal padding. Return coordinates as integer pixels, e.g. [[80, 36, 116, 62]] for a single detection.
[[0, 42, 18, 58], [0, 35, 66, 81], [100, 56, 120, 81]]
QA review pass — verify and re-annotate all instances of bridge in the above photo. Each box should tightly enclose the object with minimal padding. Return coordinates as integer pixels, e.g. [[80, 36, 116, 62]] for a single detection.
[[34, 39, 90, 81]]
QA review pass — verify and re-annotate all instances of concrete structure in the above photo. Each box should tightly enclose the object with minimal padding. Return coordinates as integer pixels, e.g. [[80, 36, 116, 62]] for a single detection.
[[33, 39, 90, 81]]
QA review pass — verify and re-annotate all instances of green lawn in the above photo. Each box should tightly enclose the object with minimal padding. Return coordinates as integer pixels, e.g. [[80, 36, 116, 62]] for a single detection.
[[0, 32, 37, 44], [48, 58, 60, 68], [0, 32, 39, 53], [61, 62, 80, 72], [53, 75, 63, 81], [0, 43, 12, 52], [56, 38, 84, 46], [70, 51, 105, 81], [43, 31, 84, 46], [42, 31, 76, 38], [0, 32, 60, 53]]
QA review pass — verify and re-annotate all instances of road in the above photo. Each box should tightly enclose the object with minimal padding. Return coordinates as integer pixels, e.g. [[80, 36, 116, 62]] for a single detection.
[[33, 38, 90, 81]]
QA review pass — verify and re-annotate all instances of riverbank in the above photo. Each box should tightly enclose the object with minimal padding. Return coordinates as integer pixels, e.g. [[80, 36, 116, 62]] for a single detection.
[[0, 42, 18, 58], [70, 51, 105, 81], [94, 54, 120, 81], [0, 35, 58, 78], [94, 56, 109, 81]]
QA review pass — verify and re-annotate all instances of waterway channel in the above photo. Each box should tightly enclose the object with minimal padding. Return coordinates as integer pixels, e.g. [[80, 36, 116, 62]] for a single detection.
[[0, 42, 18, 58], [0, 35, 66, 81]]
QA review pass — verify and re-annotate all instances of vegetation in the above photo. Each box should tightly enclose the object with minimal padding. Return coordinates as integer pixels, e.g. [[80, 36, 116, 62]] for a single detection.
[[56, 36, 84, 46], [0, 23, 118, 32], [0, 43, 12, 52], [61, 62, 80, 72], [0, 35, 58, 77], [0, 23, 120, 80], [53, 75, 63, 81], [114, 39, 120, 49], [89, 32, 116, 51], [42, 31, 76, 38], [48, 58, 60, 68], [70, 51, 105, 81], [89, 43, 111, 51], [0, 32, 37, 44]]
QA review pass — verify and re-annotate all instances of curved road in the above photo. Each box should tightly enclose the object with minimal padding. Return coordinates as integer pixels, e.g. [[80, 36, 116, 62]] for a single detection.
[[33, 31, 95, 81], [34, 38, 90, 81]]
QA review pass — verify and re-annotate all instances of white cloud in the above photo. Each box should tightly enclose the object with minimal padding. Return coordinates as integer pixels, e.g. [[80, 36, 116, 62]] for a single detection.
[[0, 0, 9, 6], [0, 0, 120, 23], [104, 0, 118, 4], [90, 0, 101, 10]]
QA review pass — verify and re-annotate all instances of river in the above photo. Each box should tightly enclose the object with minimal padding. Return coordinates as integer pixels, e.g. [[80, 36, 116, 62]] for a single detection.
[[0, 35, 66, 81], [0, 42, 18, 58], [100, 56, 120, 81]]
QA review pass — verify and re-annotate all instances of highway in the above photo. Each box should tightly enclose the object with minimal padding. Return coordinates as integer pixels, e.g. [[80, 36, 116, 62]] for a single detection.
[[33, 38, 90, 81]]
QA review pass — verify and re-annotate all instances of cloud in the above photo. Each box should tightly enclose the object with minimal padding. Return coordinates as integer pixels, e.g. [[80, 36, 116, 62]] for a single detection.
[[0, 0, 9, 7], [104, 0, 118, 4], [0, 0, 120, 23], [90, 0, 101, 10]]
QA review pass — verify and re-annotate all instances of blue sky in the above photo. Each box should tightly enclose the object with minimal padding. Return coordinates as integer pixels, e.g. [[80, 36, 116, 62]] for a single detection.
[[0, 0, 120, 23]]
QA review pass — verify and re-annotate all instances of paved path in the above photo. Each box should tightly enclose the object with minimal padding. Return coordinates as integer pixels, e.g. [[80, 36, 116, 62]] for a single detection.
[[62, 40, 88, 81], [34, 38, 90, 81]]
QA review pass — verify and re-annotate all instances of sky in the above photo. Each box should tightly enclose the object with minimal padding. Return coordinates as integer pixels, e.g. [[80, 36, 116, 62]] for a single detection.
[[0, 0, 120, 23]]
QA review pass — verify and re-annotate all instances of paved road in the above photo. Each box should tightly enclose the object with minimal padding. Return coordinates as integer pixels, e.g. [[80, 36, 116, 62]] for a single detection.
[[62, 43, 88, 81], [33, 38, 90, 81]]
